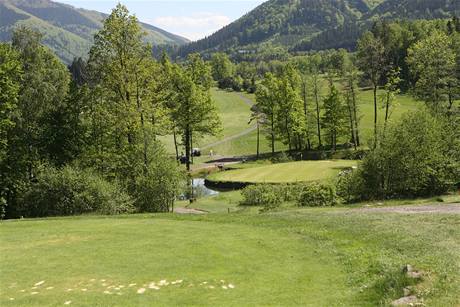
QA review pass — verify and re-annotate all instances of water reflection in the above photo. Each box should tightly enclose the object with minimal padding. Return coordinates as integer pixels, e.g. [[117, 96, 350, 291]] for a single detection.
[[192, 178, 219, 198]]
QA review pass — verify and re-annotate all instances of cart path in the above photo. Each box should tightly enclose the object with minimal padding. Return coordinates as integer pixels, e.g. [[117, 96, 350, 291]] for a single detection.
[[201, 93, 257, 150], [353, 203, 460, 214]]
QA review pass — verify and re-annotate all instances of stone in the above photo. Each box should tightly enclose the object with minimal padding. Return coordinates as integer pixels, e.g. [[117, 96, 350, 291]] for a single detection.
[[391, 295, 418, 306]]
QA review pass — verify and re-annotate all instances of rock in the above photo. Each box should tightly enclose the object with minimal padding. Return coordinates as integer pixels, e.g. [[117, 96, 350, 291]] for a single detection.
[[391, 295, 418, 306], [403, 265, 414, 273], [403, 287, 412, 296]]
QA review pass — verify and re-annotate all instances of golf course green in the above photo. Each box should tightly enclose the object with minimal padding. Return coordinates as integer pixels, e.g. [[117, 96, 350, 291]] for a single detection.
[[207, 160, 358, 184]]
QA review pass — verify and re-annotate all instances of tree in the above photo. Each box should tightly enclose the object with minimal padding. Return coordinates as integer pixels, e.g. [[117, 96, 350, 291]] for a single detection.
[[276, 64, 303, 151], [380, 68, 401, 134], [352, 111, 460, 199], [0, 43, 22, 218], [357, 31, 385, 146], [343, 65, 360, 149], [1, 27, 71, 218], [0, 43, 21, 163], [210, 52, 234, 89], [321, 85, 347, 152], [256, 73, 279, 156], [407, 32, 456, 113], [170, 54, 221, 171], [87, 4, 164, 181]]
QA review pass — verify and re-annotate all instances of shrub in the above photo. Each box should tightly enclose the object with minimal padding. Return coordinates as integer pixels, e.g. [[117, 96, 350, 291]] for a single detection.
[[240, 184, 283, 207], [133, 147, 185, 213], [297, 183, 340, 207], [18, 165, 134, 217], [348, 111, 460, 200]]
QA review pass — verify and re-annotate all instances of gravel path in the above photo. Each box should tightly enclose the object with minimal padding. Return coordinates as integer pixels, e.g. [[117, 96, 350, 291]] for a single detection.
[[355, 203, 460, 214], [174, 207, 208, 215], [200, 93, 256, 150]]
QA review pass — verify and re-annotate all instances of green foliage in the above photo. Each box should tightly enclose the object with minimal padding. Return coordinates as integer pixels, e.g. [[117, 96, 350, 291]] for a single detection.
[[407, 31, 456, 112], [297, 182, 340, 207], [18, 165, 135, 218], [133, 145, 185, 213], [321, 85, 348, 151], [0, 42, 21, 163], [240, 184, 283, 208], [347, 111, 460, 199]]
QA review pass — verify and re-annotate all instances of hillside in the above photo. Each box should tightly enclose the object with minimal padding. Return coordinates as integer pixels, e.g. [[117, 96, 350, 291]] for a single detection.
[[177, 0, 459, 57], [0, 0, 189, 63]]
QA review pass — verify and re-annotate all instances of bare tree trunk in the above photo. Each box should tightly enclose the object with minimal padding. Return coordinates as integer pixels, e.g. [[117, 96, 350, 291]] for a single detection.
[[314, 80, 322, 148], [351, 83, 360, 147], [256, 122, 260, 159], [173, 128, 179, 161], [373, 84, 378, 147], [185, 125, 191, 172]]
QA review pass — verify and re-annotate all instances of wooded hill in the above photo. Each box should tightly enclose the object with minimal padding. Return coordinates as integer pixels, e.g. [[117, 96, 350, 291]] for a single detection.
[[177, 0, 460, 58], [0, 0, 189, 63]]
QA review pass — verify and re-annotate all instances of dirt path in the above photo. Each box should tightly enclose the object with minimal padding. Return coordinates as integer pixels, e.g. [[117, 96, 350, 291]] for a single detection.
[[174, 207, 208, 215], [200, 93, 256, 151], [355, 203, 460, 214], [236, 93, 255, 107], [200, 125, 257, 150]]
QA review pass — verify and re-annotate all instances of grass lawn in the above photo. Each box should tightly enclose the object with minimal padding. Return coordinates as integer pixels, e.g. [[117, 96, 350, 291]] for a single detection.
[[2, 196, 460, 306], [207, 160, 357, 184], [0, 215, 354, 306]]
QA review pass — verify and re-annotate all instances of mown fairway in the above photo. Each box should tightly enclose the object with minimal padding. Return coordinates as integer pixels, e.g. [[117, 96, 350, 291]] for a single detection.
[[207, 160, 357, 183], [1, 199, 460, 306]]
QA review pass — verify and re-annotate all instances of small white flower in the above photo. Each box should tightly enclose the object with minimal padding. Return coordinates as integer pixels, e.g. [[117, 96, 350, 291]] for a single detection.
[[64, 301, 72, 305], [137, 288, 146, 294]]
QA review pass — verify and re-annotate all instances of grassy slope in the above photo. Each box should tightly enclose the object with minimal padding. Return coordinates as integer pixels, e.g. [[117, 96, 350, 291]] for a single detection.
[[1, 200, 459, 306], [207, 160, 357, 183]]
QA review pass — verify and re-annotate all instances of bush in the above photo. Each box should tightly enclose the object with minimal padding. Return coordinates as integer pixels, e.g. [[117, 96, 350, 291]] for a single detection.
[[347, 111, 460, 200], [133, 147, 185, 213], [240, 184, 283, 207], [297, 183, 340, 207], [18, 165, 134, 217]]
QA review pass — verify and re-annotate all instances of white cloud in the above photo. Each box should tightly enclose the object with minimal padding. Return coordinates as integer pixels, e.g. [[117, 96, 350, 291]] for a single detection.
[[154, 13, 231, 28], [151, 12, 231, 40]]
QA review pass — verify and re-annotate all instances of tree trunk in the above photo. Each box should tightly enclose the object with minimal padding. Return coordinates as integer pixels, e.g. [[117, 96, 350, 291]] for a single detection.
[[135, 73, 148, 171], [185, 125, 191, 172], [346, 93, 356, 150], [256, 122, 260, 159], [173, 128, 179, 162], [373, 84, 378, 147], [383, 92, 390, 135], [271, 113, 275, 156], [314, 79, 322, 148], [351, 83, 360, 147]]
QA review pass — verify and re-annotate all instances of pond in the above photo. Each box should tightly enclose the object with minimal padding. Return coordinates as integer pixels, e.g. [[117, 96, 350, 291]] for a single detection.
[[192, 178, 219, 198]]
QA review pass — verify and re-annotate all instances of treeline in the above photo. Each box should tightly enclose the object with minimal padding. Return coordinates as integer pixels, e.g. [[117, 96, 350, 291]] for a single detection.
[[0, 5, 221, 219], [248, 16, 460, 199]]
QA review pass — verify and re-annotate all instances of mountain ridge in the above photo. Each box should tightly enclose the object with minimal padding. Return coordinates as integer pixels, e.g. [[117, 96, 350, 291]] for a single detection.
[[177, 0, 459, 58], [0, 0, 190, 63]]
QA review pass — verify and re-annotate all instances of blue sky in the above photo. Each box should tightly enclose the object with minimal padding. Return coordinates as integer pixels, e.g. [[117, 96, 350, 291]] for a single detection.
[[59, 0, 266, 41]]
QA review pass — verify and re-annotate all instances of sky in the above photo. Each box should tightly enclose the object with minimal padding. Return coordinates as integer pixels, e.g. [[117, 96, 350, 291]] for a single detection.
[[59, 0, 266, 41]]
